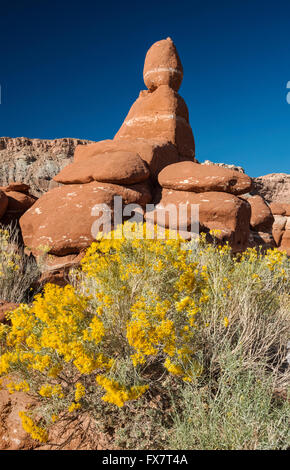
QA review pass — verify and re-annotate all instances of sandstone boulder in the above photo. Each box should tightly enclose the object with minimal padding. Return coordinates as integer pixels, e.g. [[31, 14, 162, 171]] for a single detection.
[[54, 151, 150, 185], [272, 214, 287, 231], [3, 191, 37, 222], [245, 195, 274, 232], [272, 228, 284, 246], [74, 139, 183, 179], [143, 37, 183, 92], [146, 190, 251, 251], [40, 252, 84, 274], [114, 85, 195, 159], [20, 182, 148, 256], [270, 206, 290, 253], [269, 202, 286, 216], [125, 181, 152, 206], [281, 203, 290, 216], [0, 182, 30, 194], [158, 161, 252, 195], [37, 252, 85, 287], [280, 230, 290, 255]]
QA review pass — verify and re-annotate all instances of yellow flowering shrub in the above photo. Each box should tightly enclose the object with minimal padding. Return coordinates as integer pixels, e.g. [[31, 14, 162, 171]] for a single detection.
[[0, 222, 289, 444]]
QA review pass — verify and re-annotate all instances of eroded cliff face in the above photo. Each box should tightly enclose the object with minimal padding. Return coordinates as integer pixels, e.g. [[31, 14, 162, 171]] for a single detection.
[[251, 173, 290, 204], [0, 137, 93, 196]]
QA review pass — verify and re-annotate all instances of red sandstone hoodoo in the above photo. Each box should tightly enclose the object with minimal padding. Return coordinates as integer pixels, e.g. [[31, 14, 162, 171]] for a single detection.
[[14, 38, 289, 271]]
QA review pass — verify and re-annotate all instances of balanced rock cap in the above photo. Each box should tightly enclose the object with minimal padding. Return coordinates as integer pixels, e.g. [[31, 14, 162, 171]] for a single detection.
[[143, 37, 183, 92]]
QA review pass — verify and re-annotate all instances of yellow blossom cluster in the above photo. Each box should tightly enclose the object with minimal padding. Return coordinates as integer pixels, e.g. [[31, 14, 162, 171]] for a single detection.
[[96, 375, 149, 407], [74, 382, 85, 402], [38, 384, 64, 398], [7, 380, 30, 394], [19, 412, 48, 443]]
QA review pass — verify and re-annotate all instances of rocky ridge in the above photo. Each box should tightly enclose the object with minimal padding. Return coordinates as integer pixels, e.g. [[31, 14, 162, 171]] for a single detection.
[[251, 173, 290, 204], [0, 137, 92, 197]]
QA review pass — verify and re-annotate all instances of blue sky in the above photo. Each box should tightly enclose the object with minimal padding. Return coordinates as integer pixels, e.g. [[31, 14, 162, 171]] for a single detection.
[[1, 0, 290, 177]]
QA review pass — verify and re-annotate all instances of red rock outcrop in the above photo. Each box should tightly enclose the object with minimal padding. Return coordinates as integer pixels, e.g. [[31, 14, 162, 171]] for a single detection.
[[18, 37, 287, 265], [280, 230, 290, 255], [0, 182, 37, 224], [269, 202, 286, 216], [146, 190, 251, 251], [0, 182, 30, 194], [238, 195, 276, 250], [3, 191, 37, 222], [74, 139, 182, 179], [20, 182, 150, 256], [113, 38, 195, 160], [19, 38, 198, 263], [281, 203, 290, 216], [246, 195, 274, 232], [114, 85, 195, 159], [158, 161, 252, 195], [251, 173, 290, 204], [54, 151, 150, 185]]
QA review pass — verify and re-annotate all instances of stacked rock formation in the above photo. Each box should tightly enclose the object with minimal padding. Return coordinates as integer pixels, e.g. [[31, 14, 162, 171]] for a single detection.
[[114, 38, 195, 160], [18, 37, 288, 275], [146, 161, 252, 251], [270, 202, 290, 255], [19, 38, 196, 269], [0, 182, 36, 224], [21, 161, 151, 257]]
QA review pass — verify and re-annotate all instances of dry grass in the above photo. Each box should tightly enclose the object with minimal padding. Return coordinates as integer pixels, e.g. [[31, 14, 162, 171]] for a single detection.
[[0, 223, 39, 303]]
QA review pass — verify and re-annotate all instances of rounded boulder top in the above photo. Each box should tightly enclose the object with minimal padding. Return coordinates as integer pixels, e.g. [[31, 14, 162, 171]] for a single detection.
[[143, 37, 183, 92]]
